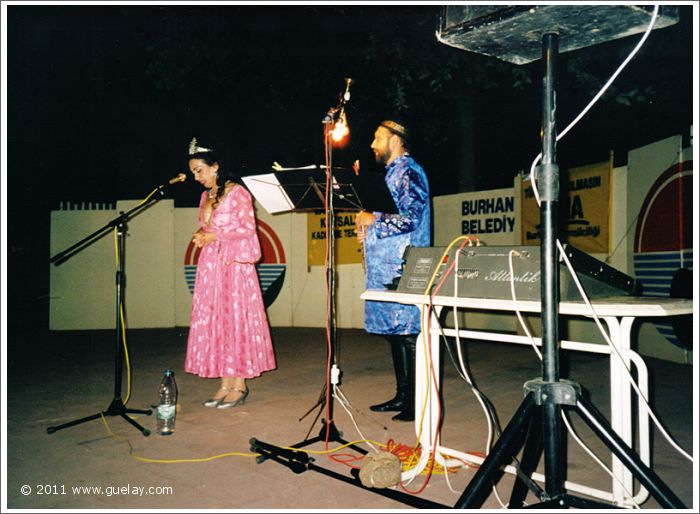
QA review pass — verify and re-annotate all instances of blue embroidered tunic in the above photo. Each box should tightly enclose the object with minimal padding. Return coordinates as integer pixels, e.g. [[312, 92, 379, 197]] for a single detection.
[[363, 154, 431, 335]]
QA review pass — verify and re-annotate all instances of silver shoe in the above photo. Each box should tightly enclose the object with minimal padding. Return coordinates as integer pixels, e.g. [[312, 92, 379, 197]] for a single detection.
[[216, 387, 249, 409], [202, 386, 231, 408]]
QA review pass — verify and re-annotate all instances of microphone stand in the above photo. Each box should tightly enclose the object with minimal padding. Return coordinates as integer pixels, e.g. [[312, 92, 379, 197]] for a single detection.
[[453, 34, 685, 509], [293, 103, 346, 446], [249, 83, 443, 509], [47, 177, 182, 436]]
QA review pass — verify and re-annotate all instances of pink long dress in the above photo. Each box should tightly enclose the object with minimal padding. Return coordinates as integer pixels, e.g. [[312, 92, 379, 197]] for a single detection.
[[185, 184, 276, 378]]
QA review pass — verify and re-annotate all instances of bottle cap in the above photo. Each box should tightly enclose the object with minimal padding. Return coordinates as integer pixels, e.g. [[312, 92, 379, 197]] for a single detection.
[[164, 369, 174, 377]]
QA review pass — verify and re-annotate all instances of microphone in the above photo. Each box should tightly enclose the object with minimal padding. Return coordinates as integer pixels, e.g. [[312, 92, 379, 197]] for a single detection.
[[168, 173, 187, 184], [158, 173, 187, 192], [343, 77, 353, 102]]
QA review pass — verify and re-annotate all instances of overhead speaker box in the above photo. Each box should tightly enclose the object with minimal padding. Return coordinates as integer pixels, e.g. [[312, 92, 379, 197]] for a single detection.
[[437, 5, 680, 64]]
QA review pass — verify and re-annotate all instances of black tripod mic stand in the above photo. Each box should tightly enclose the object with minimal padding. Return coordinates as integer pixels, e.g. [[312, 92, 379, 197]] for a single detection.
[[47, 178, 181, 436], [453, 34, 685, 509], [253, 98, 360, 453]]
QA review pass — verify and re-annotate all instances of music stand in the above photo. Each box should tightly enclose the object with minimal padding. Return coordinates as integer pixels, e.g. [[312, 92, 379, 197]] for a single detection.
[[46, 178, 182, 436], [241, 166, 397, 215], [436, 5, 686, 508]]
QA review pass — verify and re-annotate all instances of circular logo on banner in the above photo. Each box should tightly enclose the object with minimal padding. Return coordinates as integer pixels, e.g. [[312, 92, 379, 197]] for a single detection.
[[184, 219, 287, 307], [632, 161, 693, 349]]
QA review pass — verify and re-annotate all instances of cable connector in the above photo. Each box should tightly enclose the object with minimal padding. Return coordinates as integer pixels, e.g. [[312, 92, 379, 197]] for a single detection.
[[330, 364, 341, 385]]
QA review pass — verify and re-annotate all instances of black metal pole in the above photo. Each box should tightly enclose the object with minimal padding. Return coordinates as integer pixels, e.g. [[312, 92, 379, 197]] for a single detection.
[[114, 218, 127, 400], [539, 32, 564, 499]]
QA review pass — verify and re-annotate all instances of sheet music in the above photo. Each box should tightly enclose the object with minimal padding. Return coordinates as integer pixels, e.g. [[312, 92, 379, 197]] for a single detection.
[[241, 174, 295, 214], [243, 166, 397, 214]]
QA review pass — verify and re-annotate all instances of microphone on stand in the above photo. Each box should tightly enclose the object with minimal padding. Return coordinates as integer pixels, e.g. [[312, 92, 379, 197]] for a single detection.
[[168, 173, 187, 184], [331, 78, 353, 143], [157, 173, 187, 194], [343, 77, 353, 103]]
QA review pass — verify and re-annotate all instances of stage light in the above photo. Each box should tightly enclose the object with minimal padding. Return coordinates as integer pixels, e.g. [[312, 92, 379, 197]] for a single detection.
[[331, 108, 349, 142]]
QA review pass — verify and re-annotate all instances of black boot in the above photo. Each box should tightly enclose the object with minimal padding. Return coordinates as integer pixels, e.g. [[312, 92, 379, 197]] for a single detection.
[[370, 339, 407, 412], [392, 339, 415, 422]]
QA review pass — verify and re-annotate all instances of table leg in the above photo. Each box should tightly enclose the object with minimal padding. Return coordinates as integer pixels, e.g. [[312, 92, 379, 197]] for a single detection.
[[402, 304, 442, 482], [602, 315, 635, 505]]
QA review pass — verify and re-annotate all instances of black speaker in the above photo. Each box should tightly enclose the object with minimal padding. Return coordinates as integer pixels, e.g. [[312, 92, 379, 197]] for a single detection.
[[437, 5, 679, 64]]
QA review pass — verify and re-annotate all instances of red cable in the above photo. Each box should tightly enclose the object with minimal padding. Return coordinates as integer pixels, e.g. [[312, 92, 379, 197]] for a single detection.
[[399, 238, 475, 494], [323, 126, 333, 448], [330, 453, 363, 468], [432, 238, 473, 296]]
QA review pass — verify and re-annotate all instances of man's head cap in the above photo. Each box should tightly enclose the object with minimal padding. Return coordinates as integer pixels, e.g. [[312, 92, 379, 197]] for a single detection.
[[379, 120, 410, 144]]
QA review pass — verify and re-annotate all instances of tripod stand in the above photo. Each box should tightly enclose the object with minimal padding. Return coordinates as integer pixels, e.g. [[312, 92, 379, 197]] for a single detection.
[[453, 34, 685, 509], [46, 179, 181, 436], [253, 102, 357, 454]]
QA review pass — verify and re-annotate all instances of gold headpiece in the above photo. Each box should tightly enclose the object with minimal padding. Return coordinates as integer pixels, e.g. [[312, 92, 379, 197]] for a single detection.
[[188, 137, 213, 155]]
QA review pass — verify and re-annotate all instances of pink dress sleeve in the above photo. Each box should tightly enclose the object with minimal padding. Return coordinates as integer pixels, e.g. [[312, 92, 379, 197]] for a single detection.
[[207, 185, 262, 264]]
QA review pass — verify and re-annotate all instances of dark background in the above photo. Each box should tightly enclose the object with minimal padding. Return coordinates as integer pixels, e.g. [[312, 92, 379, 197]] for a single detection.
[[5, 4, 695, 338]]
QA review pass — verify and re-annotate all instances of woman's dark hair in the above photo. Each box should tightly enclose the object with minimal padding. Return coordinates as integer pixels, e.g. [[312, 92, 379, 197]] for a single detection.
[[189, 140, 240, 206]]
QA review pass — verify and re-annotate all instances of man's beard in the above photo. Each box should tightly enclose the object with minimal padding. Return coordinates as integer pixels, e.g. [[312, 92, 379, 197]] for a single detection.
[[374, 149, 390, 166]]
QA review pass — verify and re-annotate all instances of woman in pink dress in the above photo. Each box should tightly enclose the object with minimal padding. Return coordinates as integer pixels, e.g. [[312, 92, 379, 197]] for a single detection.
[[185, 137, 276, 409]]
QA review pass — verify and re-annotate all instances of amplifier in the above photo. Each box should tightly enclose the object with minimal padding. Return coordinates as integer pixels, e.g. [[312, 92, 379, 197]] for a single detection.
[[396, 245, 641, 301]]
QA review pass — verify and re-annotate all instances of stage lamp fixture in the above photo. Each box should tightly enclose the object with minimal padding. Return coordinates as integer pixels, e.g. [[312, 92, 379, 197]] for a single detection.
[[331, 108, 349, 142]]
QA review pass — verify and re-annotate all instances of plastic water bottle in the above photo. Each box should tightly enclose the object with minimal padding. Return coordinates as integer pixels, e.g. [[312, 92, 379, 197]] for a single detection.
[[156, 369, 178, 436]]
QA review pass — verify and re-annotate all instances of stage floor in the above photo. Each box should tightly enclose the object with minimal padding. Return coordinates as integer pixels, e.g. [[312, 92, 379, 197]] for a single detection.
[[5, 327, 695, 509]]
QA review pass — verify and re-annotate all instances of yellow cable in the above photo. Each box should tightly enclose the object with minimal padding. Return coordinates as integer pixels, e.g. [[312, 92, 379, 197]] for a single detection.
[[414, 236, 473, 451], [113, 225, 119, 263], [100, 411, 390, 464], [139, 188, 159, 207], [120, 304, 132, 404], [280, 439, 386, 455], [99, 413, 258, 463], [113, 227, 133, 404], [132, 452, 260, 464], [110, 189, 159, 405]]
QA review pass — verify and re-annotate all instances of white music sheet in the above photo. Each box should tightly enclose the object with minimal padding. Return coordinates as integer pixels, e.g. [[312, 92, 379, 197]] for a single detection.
[[241, 173, 295, 214]]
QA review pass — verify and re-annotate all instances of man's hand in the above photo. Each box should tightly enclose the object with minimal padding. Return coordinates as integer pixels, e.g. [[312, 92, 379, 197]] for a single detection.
[[355, 211, 375, 243]]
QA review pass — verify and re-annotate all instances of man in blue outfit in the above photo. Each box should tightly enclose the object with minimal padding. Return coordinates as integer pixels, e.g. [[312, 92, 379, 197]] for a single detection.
[[356, 119, 431, 422]]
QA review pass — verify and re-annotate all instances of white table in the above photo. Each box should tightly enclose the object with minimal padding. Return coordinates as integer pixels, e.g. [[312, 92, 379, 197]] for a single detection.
[[360, 289, 693, 506]]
